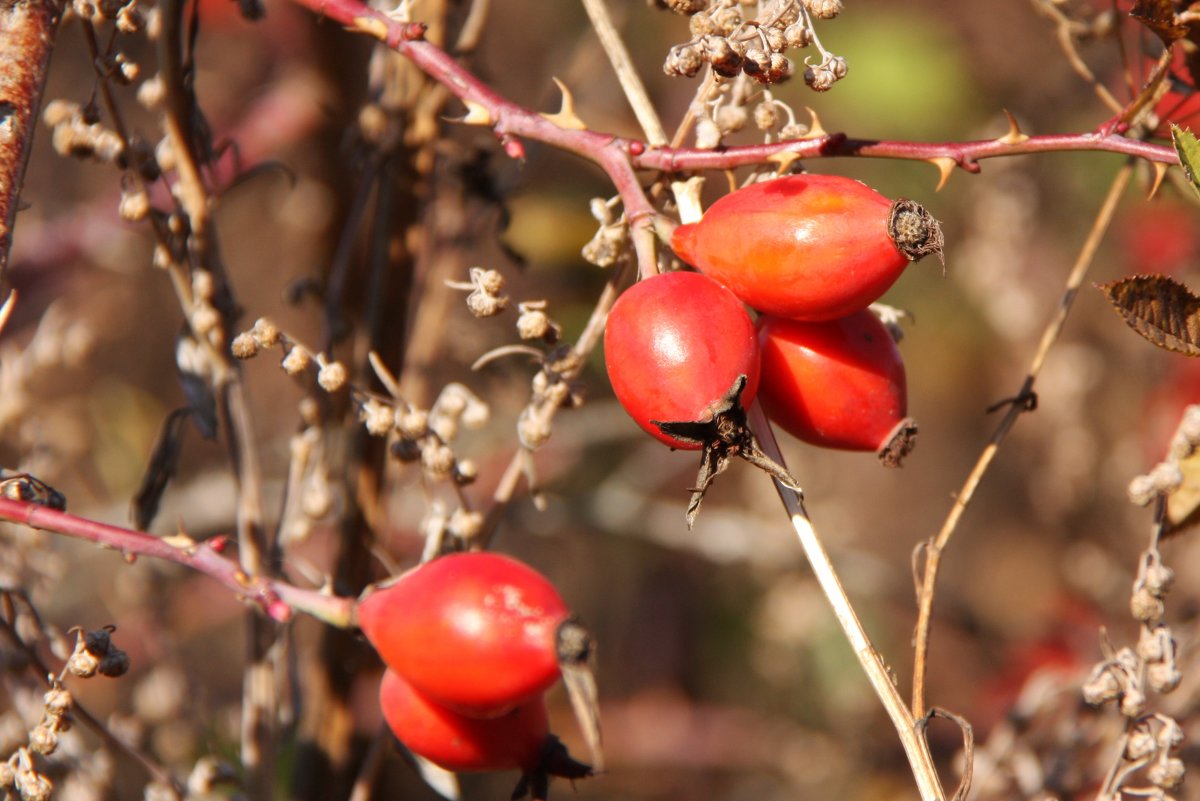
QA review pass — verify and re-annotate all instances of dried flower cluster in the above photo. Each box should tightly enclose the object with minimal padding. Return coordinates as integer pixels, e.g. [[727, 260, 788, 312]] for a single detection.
[[581, 197, 630, 269], [660, 0, 846, 90], [1076, 405, 1198, 801]]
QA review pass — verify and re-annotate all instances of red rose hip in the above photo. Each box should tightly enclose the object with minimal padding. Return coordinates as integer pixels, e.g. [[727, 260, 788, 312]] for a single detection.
[[672, 174, 943, 320], [603, 270, 760, 449], [357, 552, 583, 718], [757, 310, 917, 465]]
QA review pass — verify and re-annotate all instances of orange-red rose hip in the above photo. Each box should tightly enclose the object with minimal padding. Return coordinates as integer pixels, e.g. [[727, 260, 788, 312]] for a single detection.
[[672, 174, 943, 320]]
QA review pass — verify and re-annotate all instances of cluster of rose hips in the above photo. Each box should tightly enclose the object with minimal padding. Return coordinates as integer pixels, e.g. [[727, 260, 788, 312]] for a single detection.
[[356, 552, 597, 800], [660, 0, 848, 91], [604, 174, 943, 521]]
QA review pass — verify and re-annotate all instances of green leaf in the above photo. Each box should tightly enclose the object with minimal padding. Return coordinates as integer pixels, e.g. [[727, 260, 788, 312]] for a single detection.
[[1170, 124, 1200, 200]]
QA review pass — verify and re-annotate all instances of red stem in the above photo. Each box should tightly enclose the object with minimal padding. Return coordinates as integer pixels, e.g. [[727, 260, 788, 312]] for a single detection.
[[0, 498, 357, 628]]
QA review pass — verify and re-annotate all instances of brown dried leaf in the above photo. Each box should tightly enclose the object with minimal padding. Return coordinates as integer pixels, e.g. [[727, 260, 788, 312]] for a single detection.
[[1098, 275, 1200, 356], [1131, 0, 1188, 43]]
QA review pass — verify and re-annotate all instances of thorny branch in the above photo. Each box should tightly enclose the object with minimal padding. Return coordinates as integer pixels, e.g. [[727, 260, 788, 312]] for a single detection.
[[0, 498, 357, 627], [910, 160, 1135, 720]]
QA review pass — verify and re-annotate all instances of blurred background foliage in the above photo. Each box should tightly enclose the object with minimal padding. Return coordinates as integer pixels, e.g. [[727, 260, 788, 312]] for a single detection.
[[1, 0, 1199, 800]]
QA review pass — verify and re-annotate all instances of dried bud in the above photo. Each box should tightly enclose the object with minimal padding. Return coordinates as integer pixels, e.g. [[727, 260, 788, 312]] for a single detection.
[[783, 22, 811, 48], [252, 317, 281, 347], [1147, 661, 1182, 694], [763, 27, 786, 52], [1149, 758, 1185, 790], [753, 101, 779, 130], [281, 347, 311, 376], [362, 400, 394, 436], [99, 648, 131, 677], [28, 721, 58, 756], [1119, 684, 1146, 718], [1158, 719, 1185, 750], [517, 409, 552, 449], [471, 268, 505, 295], [421, 441, 455, 479], [517, 304, 555, 341], [711, 7, 739, 34], [1082, 665, 1121, 706], [1130, 587, 1164, 623], [317, 361, 347, 392], [830, 55, 848, 79], [430, 413, 459, 442], [804, 63, 836, 91], [43, 687, 72, 718], [1137, 624, 1173, 663], [397, 410, 429, 438], [742, 47, 769, 75], [779, 122, 809, 139], [391, 438, 422, 463], [448, 508, 483, 539], [453, 459, 478, 486], [67, 648, 100, 678], [1143, 560, 1175, 599], [466, 291, 508, 317], [231, 332, 258, 359], [118, 187, 151, 222]]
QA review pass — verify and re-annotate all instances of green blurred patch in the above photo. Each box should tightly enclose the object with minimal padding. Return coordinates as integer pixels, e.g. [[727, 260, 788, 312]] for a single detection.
[[799, 10, 982, 139]]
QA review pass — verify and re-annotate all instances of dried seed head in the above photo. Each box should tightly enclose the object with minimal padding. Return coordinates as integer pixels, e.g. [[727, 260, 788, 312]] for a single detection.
[[742, 47, 769, 75], [281, 347, 311, 376], [397, 410, 429, 439], [1137, 624, 1170, 662], [779, 122, 809, 139], [664, 42, 705, 77], [689, 12, 717, 36], [1158, 719, 1185, 750], [42, 99, 79, 128], [252, 317, 281, 347], [665, 0, 707, 13], [1131, 586, 1165, 623], [753, 101, 779, 130], [1149, 758, 1185, 790], [764, 53, 793, 83], [830, 55, 848, 79], [711, 7, 739, 34], [1143, 561, 1175, 599], [136, 75, 165, 109], [804, 63, 835, 91], [803, 0, 843, 18], [317, 361, 347, 392], [0, 759, 12, 789], [67, 648, 100, 678], [14, 764, 51, 801], [471, 267, 505, 295], [1082, 665, 1122, 706], [716, 103, 748, 133], [460, 398, 490, 429], [116, 5, 142, 31], [1126, 728, 1157, 761]]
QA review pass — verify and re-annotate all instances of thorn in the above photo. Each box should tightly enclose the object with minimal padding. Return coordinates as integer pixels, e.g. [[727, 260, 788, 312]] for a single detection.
[[928, 157, 956, 191], [351, 15, 390, 42], [458, 100, 493, 127], [801, 107, 828, 140], [1148, 161, 1168, 200], [162, 533, 197, 551], [541, 77, 587, 131], [670, 176, 706, 225], [997, 109, 1029, 145], [768, 151, 802, 174]]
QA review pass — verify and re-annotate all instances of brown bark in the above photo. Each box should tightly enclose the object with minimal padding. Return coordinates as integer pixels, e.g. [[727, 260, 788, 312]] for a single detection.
[[0, 0, 60, 289]]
